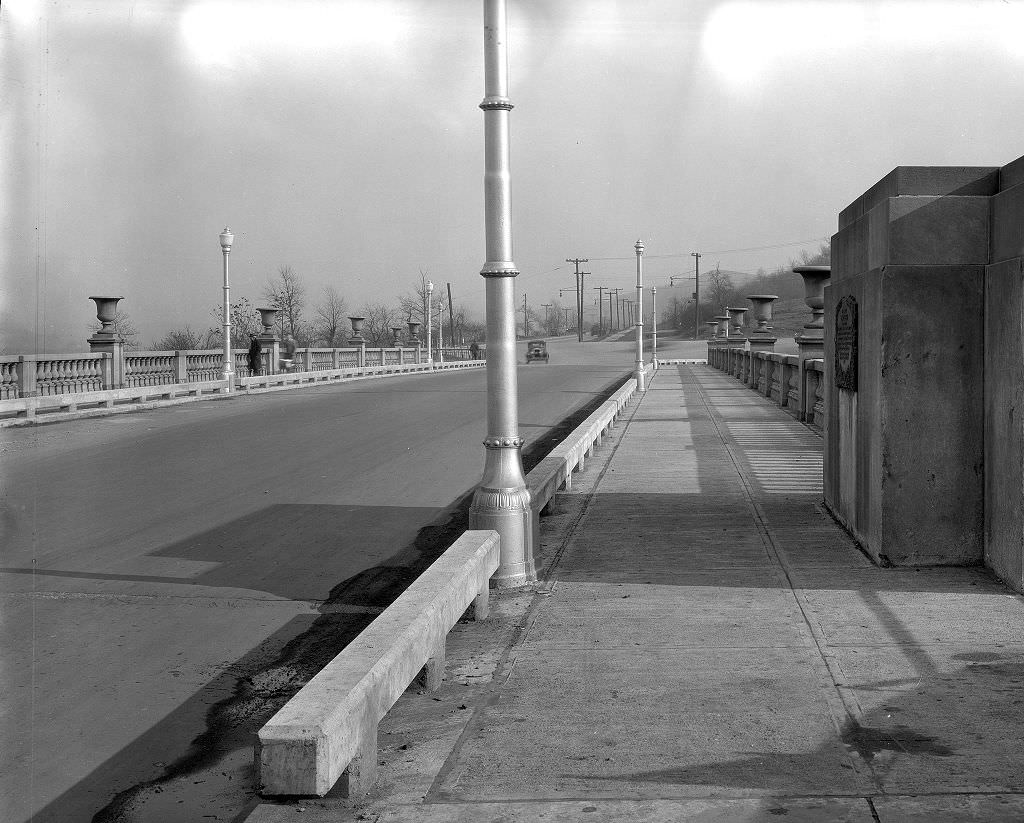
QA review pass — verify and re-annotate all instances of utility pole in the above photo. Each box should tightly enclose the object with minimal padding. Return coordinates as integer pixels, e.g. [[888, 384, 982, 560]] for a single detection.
[[609, 288, 623, 331], [447, 282, 455, 346], [522, 292, 529, 337], [593, 286, 608, 335], [541, 303, 552, 335], [559, 288, 575, 335], [691, 251, 702, 340], [578, 272, 591, 339], [566, 257, 588, 342]]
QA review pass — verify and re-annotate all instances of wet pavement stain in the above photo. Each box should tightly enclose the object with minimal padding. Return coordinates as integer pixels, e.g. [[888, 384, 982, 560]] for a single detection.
[[842, 720, 954, 759], [952, 651, 1005, 663]]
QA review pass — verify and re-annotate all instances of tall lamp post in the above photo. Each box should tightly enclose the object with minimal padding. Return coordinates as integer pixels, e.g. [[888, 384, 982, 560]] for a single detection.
[[426, 279, 434, 366], [634, 239, 646, 391], [651, 285, 658, 368], [470, 0, 533, 587], [219, 227, 234, 387], [438, 300, 445, 363]]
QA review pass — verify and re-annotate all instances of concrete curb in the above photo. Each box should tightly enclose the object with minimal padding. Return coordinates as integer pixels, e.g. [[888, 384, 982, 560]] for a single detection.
[[256, 530, 499, 798]]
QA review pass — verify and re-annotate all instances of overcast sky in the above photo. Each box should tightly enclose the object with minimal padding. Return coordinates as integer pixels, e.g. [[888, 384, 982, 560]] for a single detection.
[[4, 0, 1024, 352]]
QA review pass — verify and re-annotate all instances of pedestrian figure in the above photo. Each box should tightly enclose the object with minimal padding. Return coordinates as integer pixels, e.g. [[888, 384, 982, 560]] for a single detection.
[[282, 334, 297, 371], [469, 341, 480, 360], [247, 337, 262, 375]]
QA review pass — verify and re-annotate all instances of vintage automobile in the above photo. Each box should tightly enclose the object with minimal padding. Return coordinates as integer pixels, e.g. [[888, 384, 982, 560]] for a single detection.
[[526, 339, 549, 363]]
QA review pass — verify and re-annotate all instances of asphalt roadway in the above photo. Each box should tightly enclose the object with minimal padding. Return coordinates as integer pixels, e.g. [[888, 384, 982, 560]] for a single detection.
[[0, 337, 657, 823]]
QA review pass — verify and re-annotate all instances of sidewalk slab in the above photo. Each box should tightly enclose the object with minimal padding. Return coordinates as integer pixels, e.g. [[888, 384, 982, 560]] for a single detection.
[[247, 364, 1024, 822]]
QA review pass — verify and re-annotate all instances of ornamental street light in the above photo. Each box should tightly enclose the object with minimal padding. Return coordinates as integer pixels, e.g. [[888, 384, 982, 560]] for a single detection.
[[469, 0, 533, 587], [219, 227, 234, 387], [651, 285, 658, 368], [635, 239, 646, 391], [438, 300, 445, 363], [426, 279, 434, 367]]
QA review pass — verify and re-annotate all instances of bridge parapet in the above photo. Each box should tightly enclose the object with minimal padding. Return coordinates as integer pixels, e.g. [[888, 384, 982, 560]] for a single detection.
[[708, 349, 823, 432]]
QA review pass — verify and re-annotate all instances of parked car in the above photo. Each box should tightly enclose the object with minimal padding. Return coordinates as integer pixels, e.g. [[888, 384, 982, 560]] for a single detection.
[[526, 340, 549, 363]]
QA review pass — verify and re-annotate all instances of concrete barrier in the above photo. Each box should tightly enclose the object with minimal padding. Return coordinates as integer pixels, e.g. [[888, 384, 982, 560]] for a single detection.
[[525, 377, 638, 550], [257, 530, 499, 797], [0, 379, 230, 424]]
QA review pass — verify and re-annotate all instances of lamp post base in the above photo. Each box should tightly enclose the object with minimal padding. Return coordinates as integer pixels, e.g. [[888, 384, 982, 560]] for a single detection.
[[469, 438, 535, 589], [469, 484, 535, 588]]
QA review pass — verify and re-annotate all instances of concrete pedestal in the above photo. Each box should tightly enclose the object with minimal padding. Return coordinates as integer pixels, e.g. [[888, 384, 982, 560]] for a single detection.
[[984, 155, 1024, 591], [87, 336, 124, 389], [825, 166, 994, 567]]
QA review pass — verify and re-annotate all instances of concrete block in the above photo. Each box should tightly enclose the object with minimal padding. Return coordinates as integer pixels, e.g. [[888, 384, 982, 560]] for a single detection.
[[1000, 152, 1024, 191], [833, 196, 989, 282], [838, 166, 998, 229], [257, 529, 499, 797], [422, 637, 445, 692], [879, 264, 985, 565], [825, 265, 984, 566], [991, 181, 1024, 263], [874, 196, 989, 268], [984, 257, 1024, 592]]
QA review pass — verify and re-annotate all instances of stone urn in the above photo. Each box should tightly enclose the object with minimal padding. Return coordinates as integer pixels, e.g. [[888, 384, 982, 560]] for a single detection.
[[715, 315, 730, 339], [705, 320, 719, 339], [793, 265, 831, 338], [407, 321, 421, 341], [90, 296, 124, 337], [391, 327, 403, 345], [746, 295, 778, 336], [349, 316, 365, 337], [257, 307, 279, 337], [726, 306, 748, 338]]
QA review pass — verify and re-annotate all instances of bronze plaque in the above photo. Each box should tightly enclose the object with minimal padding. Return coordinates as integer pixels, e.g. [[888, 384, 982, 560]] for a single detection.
[[835, 295, 858, 391]]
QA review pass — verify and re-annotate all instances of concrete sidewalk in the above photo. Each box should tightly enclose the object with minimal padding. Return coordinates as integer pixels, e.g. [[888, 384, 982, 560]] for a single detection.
[[249, 364, 1024, 823]]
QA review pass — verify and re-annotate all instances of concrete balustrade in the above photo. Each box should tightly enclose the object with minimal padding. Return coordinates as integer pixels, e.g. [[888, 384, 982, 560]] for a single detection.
[[0, 344, 481, 405], [257, 530, 500, 797], [0, 359, 486, 425]]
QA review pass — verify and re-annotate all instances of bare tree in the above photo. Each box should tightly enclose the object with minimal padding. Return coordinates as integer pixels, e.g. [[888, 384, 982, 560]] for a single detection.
[[263, 265, 307, 340], [313, 286, 348, 346], [360, 301, 400, 347], [208, 296, 262, 347], [544, 298, 566, 335], [520, 306, 543, 338], [152, 326, 214, 350], [398, 270, 443, 330], [705, 265, 736, 313]]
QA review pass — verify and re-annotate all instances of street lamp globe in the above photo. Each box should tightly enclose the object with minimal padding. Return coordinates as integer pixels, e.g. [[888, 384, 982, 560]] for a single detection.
[[219, 227, 234, 250]]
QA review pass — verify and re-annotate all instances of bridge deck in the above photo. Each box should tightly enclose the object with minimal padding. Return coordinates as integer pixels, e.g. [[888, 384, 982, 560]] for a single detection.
[[277, 363, 1024, 823]]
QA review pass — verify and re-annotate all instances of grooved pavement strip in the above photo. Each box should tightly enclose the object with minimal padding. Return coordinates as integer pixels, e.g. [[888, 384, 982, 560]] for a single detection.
[[250, 364, 1024, 823]]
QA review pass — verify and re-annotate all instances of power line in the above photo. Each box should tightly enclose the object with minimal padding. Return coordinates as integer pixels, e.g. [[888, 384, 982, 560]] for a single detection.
[[584, 235, 829, 262]]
